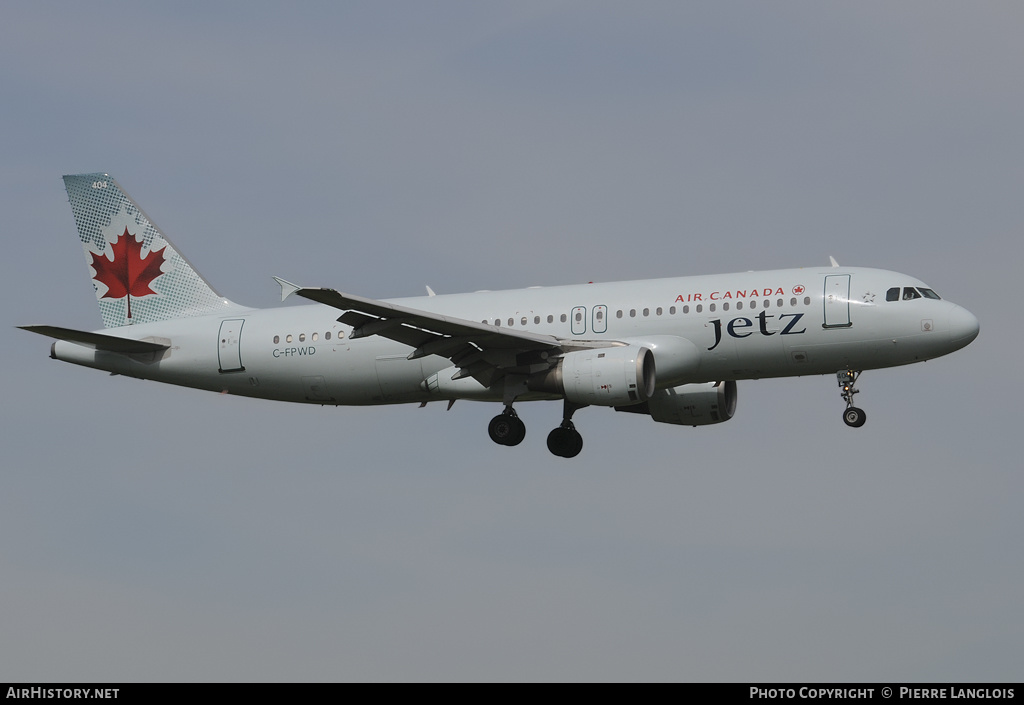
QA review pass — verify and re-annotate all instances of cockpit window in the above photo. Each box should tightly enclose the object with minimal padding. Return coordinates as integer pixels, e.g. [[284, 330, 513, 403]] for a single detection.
[[888, 286, 941, 302]]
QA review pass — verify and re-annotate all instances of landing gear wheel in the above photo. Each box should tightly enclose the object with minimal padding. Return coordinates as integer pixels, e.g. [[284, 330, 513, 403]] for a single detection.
[[488, 412, 526, 446], [843, 406, 866, 428], [547, 426, 583, 458], [836, 370, 867, 428]]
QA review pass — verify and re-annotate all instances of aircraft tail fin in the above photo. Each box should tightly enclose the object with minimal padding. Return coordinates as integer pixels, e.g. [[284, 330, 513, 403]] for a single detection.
[[63, 173, 243, 328]]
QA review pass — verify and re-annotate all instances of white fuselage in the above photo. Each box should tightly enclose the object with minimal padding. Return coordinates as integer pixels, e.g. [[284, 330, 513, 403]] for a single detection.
[[51, 266, 979, 406]]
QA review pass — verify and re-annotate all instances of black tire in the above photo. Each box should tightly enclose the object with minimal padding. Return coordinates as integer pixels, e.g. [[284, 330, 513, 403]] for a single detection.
[[547, 427, 583, 458], [507, 416, 526, 446], [489, 413, 526, 446], [843, 407, 866, 428]]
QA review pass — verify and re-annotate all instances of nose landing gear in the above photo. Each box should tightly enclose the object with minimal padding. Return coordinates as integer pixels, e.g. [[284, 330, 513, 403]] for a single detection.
[[837, 370, 867, 428]]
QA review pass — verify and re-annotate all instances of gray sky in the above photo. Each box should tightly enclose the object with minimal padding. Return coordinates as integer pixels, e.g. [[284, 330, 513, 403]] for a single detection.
[[2, 1, 1020, 681]]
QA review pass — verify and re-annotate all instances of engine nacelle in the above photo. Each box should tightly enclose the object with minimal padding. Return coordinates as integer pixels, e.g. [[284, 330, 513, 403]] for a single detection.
[[615, 380, 737, 426], [529, 345, 656, 407], [618, 335, 701, 387]]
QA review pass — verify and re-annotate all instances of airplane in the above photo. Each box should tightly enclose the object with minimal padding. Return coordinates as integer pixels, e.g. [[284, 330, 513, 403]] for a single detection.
[[20, 174, 980, 458]]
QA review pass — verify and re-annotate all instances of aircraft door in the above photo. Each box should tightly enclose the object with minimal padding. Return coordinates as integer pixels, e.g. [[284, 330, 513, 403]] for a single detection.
[[218, 318, 245, 372], [571, 306, 587, 335], [823, 275, 852, 328], [592, 305, 607, 334]]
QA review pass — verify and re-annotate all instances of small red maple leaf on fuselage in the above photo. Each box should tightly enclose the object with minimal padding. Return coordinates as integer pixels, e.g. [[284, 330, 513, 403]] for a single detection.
[[90, 227, 166, 319]]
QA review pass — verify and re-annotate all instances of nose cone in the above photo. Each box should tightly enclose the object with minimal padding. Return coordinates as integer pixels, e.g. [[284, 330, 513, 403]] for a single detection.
[[948, 305, 980, 348]]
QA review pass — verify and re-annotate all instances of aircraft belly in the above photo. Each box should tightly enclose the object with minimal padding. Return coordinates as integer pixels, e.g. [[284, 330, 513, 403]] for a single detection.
[[374, 354, 429, 402], [734, 334, 789, 378], [316, 343, 383, 403], [787, 336, 902, 372]]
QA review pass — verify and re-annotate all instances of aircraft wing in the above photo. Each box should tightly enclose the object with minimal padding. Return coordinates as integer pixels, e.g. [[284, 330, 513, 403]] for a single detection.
[[275, 278, 614, 386]]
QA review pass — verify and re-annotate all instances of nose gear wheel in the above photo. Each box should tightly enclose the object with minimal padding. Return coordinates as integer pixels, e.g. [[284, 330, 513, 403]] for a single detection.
[[837, 370, 867, 428]]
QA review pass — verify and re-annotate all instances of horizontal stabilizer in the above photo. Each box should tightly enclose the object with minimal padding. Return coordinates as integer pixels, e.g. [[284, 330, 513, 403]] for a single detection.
[[18, 325, 170, 353]]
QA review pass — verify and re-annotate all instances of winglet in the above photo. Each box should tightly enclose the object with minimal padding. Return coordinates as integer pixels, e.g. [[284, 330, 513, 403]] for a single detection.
[[829, 256, 840, 268], [274, 277, 302, 302]]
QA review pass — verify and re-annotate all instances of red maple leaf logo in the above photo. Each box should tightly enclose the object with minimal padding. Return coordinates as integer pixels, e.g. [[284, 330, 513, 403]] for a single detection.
[[90, 227, 166, 319]]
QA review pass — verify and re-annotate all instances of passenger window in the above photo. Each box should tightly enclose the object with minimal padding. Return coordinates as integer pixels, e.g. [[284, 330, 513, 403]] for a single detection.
[[682, 305, 689, 314], [886, 287, 900, 302], [325, 332, 331, 340], [596, 310, 604, 320], [643, 308, 649, 317], [709, 303, 716, 312], [312, 332, 318, 342], [803, 296, 810, 305], [656, 307, 662, 316], [508, 318, 514, 326], [722, 303, 729, 311], [669, 306, 676, 314], [777, 298, 783, 307], [560, 314, 567, 323], [286, 334, 293, 343], [629, 309, 636, 318], [790, 298, 797, 306], [547, 315, 554, 323], [534, 316, 540, 324], [273, 335, 280, 344], [696, 304, 703, 313], [521, 317, 527, 326], [903, 287, 921, 300], [299, 333, 305, 342]]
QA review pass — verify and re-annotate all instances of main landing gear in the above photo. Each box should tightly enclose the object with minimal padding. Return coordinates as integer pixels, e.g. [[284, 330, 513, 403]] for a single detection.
[[488, 405, 526, 446], [546, 423, 583, 458], [487, 400, 587, 457], [837, 369, 867, 428], [547, 400, 586, 459]]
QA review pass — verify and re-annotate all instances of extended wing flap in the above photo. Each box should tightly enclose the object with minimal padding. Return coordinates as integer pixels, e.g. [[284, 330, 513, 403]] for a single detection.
[[19, 325, 170, 353], [339, 311, 439, 350]]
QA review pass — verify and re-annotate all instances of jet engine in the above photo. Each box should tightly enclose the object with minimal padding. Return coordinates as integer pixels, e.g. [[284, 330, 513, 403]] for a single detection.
[[615, 380, 737, 426], [529, 345, 656, 407]]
